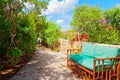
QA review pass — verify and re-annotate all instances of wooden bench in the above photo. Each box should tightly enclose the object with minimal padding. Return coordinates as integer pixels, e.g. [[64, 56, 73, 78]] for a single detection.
[[67, 42, 120, 80]]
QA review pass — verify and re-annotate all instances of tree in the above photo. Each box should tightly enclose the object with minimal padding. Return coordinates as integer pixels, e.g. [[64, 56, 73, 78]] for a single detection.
[[0, 0, 48, 68], [36, 16, 47, 36], [28, 0, 48, 37], [71, 5, 120, 44], [0, 0, 47, 41], [41, 22, 61, 50], [102, 7, 120, 44], [0, 0, 48, 55], [71, 5, 102, 33], [0, 0, 24, 55], [104, 7, 120, 35]]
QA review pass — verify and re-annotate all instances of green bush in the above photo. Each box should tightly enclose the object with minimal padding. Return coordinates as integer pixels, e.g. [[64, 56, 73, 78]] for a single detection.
[[71, 5, 120, 45], [0, 13, 37, 68], [3, 47, 22, 66], [41, 22, 61, 51], [16, 13, 37, 54], [88, 19, 120, 44], [0, 0, 48, 69], [0, 15, 10, 56], [61, 30, 76, 40]]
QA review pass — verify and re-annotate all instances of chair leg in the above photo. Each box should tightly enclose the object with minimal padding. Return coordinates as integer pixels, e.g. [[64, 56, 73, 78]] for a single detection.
[[116, 72, 120, 80]]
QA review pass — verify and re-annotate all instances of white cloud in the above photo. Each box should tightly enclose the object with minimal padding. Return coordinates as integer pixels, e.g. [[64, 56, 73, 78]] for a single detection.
[[56, 19, 64, 24], [115, 3, 120, 8], [24, 2, 35, 9], [42, 0, 78, 15], [23, 2, 35, 12]]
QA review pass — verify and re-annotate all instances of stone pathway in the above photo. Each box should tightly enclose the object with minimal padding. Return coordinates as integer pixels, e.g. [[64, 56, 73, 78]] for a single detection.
[[10, 48, 81, 80]]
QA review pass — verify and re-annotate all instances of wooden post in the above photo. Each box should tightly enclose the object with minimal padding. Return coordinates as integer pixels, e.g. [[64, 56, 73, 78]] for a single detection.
[[93, 59, 96, 80], [67, 50, 69, 68], [102, 60, 104, 80], [116, 60, 120, 80]]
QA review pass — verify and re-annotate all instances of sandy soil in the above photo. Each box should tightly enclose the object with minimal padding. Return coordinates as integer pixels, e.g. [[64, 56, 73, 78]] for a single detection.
[[10, 48, 81, 80]]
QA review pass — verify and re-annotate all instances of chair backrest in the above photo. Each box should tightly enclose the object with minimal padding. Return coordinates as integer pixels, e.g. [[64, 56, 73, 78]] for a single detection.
[[81, 42, 120, 58], [94, 45, 120, 58], [81, 43, 95, 57]]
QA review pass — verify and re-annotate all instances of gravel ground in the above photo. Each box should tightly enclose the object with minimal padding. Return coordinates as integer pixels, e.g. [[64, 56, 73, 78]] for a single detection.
[[10, 48, 81, 80]]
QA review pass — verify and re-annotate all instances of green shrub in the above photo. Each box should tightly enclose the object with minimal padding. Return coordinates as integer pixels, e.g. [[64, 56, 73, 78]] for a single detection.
[[41, 22, 61, 50], [61, 30, 76, 40], [16, 13, 37, 54], [0, 16, 10, 56], [88, 19, 120, 44], [3, 47, 22, 66]]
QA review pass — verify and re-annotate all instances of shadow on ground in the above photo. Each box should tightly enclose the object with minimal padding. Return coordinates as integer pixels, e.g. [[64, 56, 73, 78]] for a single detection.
[[10, 48, 80, 80]]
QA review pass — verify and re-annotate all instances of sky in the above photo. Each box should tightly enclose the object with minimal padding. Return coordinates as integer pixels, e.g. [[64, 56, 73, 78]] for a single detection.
[[42, 0, 120, 31]]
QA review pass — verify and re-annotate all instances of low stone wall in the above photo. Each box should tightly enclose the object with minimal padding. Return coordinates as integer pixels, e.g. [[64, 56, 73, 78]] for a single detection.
[[59, 39, 120, 54], [59, 38, 71, 52], [59, 38, 82, 54]]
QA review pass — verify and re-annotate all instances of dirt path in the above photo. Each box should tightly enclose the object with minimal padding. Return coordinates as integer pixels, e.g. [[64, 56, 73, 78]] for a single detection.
[[10, 48, 80, 80]]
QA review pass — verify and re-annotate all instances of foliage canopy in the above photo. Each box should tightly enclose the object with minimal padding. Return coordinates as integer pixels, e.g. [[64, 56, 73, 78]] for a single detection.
[[71, 5, 102, 33], [71, 5, 120, 44], [41, 22, 61, 51], [0, 0, 48, 67]]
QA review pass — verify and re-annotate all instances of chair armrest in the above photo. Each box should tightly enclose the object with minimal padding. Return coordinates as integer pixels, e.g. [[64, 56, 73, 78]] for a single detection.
[[93, 57, 120, 72], [67, 48, 81, 57], [66, 48, 81, 68], [93, 57, 120, 79]]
